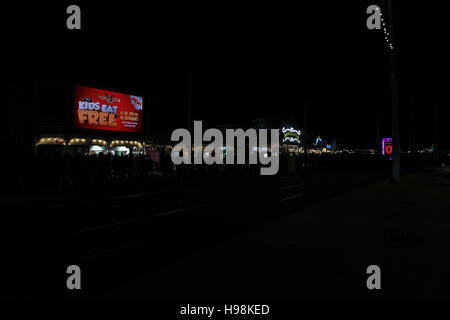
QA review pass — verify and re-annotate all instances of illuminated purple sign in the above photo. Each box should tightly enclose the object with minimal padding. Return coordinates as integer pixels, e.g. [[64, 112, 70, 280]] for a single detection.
[[382, 138, 393, 156]]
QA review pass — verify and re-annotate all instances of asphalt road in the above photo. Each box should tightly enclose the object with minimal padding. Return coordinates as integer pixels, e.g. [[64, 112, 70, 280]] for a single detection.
[[0, 164, 390, 299]]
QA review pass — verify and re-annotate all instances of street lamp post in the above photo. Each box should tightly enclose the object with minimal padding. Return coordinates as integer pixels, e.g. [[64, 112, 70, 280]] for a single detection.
[[303, 101, 308, 156], [188, 72, 193, 134], [387, 0, 400, 183]]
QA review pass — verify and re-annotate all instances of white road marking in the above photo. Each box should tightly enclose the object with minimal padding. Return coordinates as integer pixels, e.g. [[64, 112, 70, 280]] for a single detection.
[[79, 204, 205, 233], [280, 184, 304, 190], [281, 194, 303, 202], [81, 240, 144, 261], [107, 191, 165, 201]]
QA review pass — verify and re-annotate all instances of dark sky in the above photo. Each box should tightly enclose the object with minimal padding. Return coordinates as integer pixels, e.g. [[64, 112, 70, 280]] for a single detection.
[[6, 1, 450, 148]]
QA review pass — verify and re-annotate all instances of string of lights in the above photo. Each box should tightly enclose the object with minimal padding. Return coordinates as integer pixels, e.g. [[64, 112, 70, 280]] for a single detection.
[[377, 6, 394, 51]]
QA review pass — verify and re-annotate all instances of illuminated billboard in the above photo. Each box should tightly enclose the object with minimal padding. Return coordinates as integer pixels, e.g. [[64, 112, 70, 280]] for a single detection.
[[382, 138, 392, 155], [74, 85, 143, 133]]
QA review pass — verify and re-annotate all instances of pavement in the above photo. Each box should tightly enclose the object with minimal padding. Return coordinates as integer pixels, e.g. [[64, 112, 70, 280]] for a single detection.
[[109, 168, 450, 299]]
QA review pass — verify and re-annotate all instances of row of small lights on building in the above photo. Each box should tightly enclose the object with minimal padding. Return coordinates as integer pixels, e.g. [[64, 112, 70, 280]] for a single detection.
[[37, 138, 143, 148], [68, 138, 88, 145], [36, 138, 66, 145], [110, 140, 143, 148], [377, 7, 394, 51]]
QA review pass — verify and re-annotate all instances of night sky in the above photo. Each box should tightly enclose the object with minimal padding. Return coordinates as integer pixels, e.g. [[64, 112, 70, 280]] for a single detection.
[[5, 1, 450, 149]]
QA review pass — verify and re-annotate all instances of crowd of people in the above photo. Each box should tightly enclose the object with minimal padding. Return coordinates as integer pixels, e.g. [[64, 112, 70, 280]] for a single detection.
[[1, 149, 447, 200], [3, 151, 171, 199]]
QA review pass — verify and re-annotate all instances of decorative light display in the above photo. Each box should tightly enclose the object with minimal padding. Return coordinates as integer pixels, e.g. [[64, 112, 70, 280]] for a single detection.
[[377, 6, 394, 51], [111, 140, 143, 148], [282, 127, 301, 144], [314, 136, 323, 146], [36, 137, 66, 146]]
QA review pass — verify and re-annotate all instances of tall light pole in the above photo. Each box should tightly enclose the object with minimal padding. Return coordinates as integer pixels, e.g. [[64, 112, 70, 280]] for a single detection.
[[409, 96, 416, 154], [187, 72, 193, 134], [303, 101, 308, 156], [376, 112, 380, 153], [387, 0, 400, 183]]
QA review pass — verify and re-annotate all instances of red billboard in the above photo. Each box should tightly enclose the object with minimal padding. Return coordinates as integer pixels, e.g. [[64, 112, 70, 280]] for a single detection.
[[74, 85, 143, 133]]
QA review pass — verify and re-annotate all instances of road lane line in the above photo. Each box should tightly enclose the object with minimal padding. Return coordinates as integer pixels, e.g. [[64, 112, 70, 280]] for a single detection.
[[79, 204, 205, 233], [280, 184, 304, 190], [152, 206, 204, 217], [107, 191, 165, 201], [281, 194, 303, 202], [81, 240, 144, 261]]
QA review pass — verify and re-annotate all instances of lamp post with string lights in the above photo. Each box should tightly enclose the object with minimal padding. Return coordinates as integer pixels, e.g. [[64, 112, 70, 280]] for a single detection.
[[378, 1, 400, 183]]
